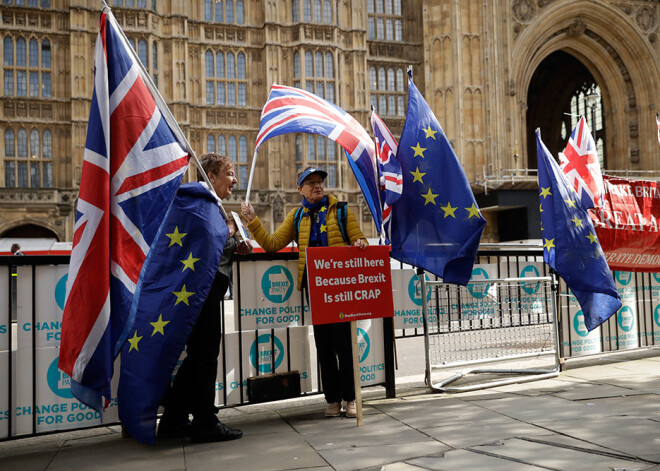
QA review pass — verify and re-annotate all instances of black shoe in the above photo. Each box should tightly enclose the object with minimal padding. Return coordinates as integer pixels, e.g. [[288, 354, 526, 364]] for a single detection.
[[157, 419, 192, 439], [190, 421, 243, 443]]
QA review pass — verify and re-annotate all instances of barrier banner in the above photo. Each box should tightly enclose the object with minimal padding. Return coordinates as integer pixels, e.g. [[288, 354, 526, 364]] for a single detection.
[[592, 176, 660, 272], [306, 246, 394, 325]]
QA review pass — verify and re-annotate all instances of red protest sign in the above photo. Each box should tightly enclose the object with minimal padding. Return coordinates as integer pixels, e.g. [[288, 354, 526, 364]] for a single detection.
[[306, 245, 394, 325]]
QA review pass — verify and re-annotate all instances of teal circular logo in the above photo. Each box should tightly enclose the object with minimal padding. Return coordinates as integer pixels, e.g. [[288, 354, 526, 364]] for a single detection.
[[261, 265, 294, 303], [615, 271, 632, 286], [573, 310, 589, 337], [357, 328, 370, 363], [47, 357, 73, 399], [520, 265, 540, 295], [653, 273, 660, 283], [408, 274, 431, 306], [55, 274, 68, 310], [467, 267, 490, 299], [654, 305, 660, 327], [250, 334, 284, 373], [617, 306, 634, 332]]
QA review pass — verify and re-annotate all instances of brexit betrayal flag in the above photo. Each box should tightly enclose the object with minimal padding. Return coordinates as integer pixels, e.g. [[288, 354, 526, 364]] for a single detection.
[[255, 84, 382, 232], [118, 183, 228, 444], [537, 130, 621, 331], [560, 115, 604, 209], [389, 70, 485, 285], [59, 10, 190, 411], [371, 109, 402, 241]]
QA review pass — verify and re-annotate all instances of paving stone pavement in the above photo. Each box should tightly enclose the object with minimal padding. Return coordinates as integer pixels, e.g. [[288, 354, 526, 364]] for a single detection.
[[1, 350, 658, 471]]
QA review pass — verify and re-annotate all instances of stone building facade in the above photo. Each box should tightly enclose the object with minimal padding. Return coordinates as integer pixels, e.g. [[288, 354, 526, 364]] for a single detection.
[[1, 0, 658, 243]]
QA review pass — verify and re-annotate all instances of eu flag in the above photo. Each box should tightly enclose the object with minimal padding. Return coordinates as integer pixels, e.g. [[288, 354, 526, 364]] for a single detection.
[[389, 70, 485, 285], [537, 130, 621, 331], [117, 182, 229, 443]]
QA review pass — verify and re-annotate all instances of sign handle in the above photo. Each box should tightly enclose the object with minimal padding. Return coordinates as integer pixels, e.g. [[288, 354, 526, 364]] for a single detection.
[[350, 321, 363, 426]]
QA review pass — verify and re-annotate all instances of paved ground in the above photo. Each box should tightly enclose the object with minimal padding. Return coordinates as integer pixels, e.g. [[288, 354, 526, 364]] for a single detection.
[[1, 347, 659, 471]]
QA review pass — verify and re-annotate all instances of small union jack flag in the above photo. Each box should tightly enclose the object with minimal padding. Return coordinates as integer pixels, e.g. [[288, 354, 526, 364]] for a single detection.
[[256, 84, 382, 231], [370, 110, 402, 241], [560, 115, 604, 209], [59, 9, 189, 411]]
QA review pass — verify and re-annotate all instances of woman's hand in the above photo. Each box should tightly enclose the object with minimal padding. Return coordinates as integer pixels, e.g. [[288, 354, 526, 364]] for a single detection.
[[353, 238, 368, 250], [236, 240, 253, 255], [226, 218, 237, 237], [241, 201, 256, 223]]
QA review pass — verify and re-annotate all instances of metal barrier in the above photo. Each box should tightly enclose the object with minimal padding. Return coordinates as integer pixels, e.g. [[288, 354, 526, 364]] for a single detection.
[[420, 272, 561, 392]]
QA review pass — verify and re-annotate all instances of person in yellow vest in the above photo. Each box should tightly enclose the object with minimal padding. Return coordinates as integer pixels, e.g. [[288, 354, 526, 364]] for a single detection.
[[241, 166, 367, 418]]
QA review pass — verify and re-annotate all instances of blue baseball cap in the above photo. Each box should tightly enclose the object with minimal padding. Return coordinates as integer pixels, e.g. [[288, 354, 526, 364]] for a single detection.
[[297, 167, 328, 187]]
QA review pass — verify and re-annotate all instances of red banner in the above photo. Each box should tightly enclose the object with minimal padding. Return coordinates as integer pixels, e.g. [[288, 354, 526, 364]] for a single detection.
[[306, 245, 394, 325], [591, 175, 660, 272]]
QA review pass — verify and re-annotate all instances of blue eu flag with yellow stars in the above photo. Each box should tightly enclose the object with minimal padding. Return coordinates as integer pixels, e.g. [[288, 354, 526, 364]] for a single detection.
[[389, 69, 485, 285], [536, 130, 620, 331], [117, 182, 229, 443]]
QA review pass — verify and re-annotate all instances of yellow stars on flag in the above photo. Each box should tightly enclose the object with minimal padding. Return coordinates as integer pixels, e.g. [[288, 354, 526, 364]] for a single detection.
[[320, 206, 327, 213], [411, 142, 427, 158], [410, 167, 426, 184], [128, 330, 142, 352], [539, 203, 543, 213], [570, 216, 583, 228], [422, 188, 438, 206], [172, 285, 194, 306], [586, 232, 598, 244], [150, 314, 170, 336], [166, 226, 187, 247], [180, 252, 200, 272], [540, 187, 552, 199], [543, 238, 555, 251], [440, 202, 457, 218], [423, 125, 437, 140], [564, 198, 577, 208], [320, 224, 327, 233], [465, 203, 481, 219]]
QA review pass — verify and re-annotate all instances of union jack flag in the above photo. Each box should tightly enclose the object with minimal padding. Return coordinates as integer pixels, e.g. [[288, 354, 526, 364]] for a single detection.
[[656, 113, 660, 146], [59, 10, 189, 411], [560, 115, 604, 209], [256, 84, 382, 231], [370, 110, 402, 241]]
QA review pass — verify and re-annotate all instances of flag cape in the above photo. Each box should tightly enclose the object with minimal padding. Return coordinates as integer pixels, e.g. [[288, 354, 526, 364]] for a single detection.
[[118, 182, 228, 444], [59, 10, 189, 411], [537, 130, 621, 331], [255, 84, 382, 231]]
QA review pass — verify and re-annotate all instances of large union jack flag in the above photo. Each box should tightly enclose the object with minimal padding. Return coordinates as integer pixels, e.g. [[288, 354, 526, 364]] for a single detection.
[[59, 10, 189, 411], [560, 115, 604, 209], [256, 84, 382, 231], [370, 110, 402, 241]]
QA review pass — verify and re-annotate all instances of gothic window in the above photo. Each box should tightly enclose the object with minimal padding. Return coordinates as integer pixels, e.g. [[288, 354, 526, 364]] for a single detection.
[[368, 0, 403, 41], [3, 36, 51, 98], [292, 0, 299, 22], [205, 0, 243, 23], [206, 134, 250, 189], [564, 83, 606, 169], [3, 127, 53, 188], [205, 49, 247, 107], [369, 65, 405, 117]]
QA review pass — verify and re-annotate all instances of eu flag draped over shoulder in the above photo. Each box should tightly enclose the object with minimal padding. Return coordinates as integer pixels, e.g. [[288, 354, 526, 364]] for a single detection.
[[536, 130, 621, 331], [389, 70, 485, 285], [118, 182, 228, 443]]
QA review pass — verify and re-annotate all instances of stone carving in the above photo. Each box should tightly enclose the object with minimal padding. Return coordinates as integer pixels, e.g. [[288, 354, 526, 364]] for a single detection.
[[272, 194, 284, 223], [636, 6, 656, 32], [567, 16, 586, 37], [512, 0, 536, 23]]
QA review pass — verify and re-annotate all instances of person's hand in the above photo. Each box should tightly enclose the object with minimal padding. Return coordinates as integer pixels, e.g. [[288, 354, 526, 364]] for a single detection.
[[353, 238, 368, 250], [236, 240, 253, 255], [241, 201, 256, 222]]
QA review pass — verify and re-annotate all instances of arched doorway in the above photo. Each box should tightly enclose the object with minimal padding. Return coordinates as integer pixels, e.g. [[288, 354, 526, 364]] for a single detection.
[[526, 50, 604, 169], [1, 224, 59, 240]]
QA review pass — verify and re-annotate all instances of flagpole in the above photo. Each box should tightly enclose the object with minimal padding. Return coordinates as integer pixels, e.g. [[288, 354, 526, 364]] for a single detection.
[[103, 7, 228, 219], [245, 149, 258, 203]]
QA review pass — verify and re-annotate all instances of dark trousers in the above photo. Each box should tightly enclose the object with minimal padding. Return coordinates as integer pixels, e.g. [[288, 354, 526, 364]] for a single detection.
[[162, 272, 228, 426], [313, 322, 355, 404]]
